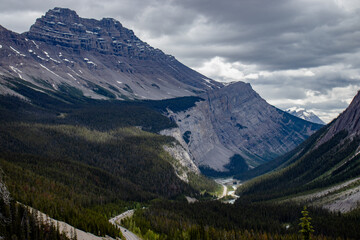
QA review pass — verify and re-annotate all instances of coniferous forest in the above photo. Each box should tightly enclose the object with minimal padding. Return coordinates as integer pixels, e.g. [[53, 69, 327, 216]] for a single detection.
[[1, 78, 360, 239]]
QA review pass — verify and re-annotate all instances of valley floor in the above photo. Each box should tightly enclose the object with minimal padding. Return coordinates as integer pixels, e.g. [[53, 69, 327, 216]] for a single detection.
[[214, 177, 241, 203]]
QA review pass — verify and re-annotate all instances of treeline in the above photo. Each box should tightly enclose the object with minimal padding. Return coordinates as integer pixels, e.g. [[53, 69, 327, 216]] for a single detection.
[[0, 77, 204, 133], [123, 200, 360, 240]]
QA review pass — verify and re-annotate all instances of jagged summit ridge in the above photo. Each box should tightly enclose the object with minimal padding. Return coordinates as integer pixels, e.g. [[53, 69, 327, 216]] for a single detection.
[[27, 7, 167, 59], [0, 8, 222, 100]]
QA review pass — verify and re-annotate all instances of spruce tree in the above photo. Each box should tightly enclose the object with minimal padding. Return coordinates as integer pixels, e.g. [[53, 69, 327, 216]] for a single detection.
[[299, 206, 314, 240]]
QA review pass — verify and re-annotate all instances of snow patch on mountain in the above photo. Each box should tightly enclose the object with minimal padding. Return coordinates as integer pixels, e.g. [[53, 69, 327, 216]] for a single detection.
[[286, 107, 325, 125]]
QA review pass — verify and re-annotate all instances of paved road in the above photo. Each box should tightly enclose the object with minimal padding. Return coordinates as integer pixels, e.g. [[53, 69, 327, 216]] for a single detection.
[[119, 226, 141, 240], [109, 210, 134, 225], [109, 210, 141, 240]]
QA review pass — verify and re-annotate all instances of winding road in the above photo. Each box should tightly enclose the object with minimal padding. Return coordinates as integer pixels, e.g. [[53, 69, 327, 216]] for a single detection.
[[109, 210, 141, 240]]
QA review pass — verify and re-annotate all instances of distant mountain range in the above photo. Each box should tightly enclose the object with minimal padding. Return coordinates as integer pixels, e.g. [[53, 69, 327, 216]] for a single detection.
[[286, 107, 325, 124]]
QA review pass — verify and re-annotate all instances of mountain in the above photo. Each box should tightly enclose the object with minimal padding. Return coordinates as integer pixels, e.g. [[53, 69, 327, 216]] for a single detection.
[[239, 91, 360, 212], [1, 8, 359, 240], [161, 81, 322, 174], [0, 7, 323, 177], [0, 7, 222, 101], [286, 107, 325, 124]]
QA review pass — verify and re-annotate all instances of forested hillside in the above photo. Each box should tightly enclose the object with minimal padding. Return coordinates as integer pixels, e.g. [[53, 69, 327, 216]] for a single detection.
[[237, 91, 360, 210], [121, 200, 360, 240], [0, 77, 218, 237]]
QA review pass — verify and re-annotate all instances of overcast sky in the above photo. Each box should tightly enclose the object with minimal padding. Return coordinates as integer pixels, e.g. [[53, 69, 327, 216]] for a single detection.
[[1, 0, 360, 122]]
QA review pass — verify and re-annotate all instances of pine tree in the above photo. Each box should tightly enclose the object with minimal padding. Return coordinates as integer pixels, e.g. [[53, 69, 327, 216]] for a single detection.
[[299, 206, 314, 240]]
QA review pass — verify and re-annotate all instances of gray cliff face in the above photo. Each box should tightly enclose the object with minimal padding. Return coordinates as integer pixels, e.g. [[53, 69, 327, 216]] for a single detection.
[[164, 82, 322, 171], [0, 8, 222, 100]]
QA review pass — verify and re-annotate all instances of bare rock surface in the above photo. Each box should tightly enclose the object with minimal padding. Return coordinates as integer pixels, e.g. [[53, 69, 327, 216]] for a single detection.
[[165, 82, 321, 170], [317, 91, 360, 146]]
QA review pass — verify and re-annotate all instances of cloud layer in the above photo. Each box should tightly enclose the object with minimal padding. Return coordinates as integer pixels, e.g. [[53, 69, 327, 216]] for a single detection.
[[1, 0, 360, 122]]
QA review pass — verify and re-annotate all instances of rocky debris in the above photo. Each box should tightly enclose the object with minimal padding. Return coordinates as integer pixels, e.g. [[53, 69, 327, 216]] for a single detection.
[[286, 107, 325, 125], [322, 185, 360, 213], [292, 177, 360, 213], [165, 82, 322, 171], [0, 8, 222, 101], [163, 143, 200, 182]]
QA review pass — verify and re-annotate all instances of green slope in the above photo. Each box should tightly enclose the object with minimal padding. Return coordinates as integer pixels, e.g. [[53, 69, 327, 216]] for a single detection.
[[238, 93, 360, 203], [0, 77, 218, 237]]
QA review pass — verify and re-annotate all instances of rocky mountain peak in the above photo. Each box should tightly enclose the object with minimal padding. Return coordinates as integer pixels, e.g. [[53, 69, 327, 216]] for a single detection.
[[318, 90, 360, 145], [0, 7, 222, 101], [46, 7, 80, 21], [285, 107, 325, 125], [27, 7, 160, 58]]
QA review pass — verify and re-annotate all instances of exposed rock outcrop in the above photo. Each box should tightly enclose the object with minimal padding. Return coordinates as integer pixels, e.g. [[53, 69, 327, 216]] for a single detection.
[[163, 82, 322, 171], [317, 91, 360, 146], [163, 143, 200, 182]]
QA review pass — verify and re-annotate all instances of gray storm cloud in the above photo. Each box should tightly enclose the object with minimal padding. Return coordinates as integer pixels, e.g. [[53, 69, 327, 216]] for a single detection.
[[0, 0, 359, 122]]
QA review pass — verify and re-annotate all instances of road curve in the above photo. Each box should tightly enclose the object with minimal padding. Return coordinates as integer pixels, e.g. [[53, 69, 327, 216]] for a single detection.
[[109, 210, 141, 240]]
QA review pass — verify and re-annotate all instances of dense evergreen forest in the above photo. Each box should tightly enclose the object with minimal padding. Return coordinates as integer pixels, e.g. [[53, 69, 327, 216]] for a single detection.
[[122, 200, 360, 240], [237, 129, 360, 202], [1, 77, 360, 239], [0, 78, 217, 237], [0, 199, 77, 240]]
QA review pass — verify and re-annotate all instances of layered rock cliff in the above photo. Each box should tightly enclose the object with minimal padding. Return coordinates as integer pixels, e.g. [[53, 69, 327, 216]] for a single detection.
[[317, 91, 360, 146], [162, 82, 322, 171], [0, 8, 222, 100]]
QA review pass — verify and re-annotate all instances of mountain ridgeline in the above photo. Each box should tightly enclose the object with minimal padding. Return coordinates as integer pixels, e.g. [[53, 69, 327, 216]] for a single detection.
[[0, 7, 222, 101], [1, 7, 360, 240], [0, 7, 322, 176]]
